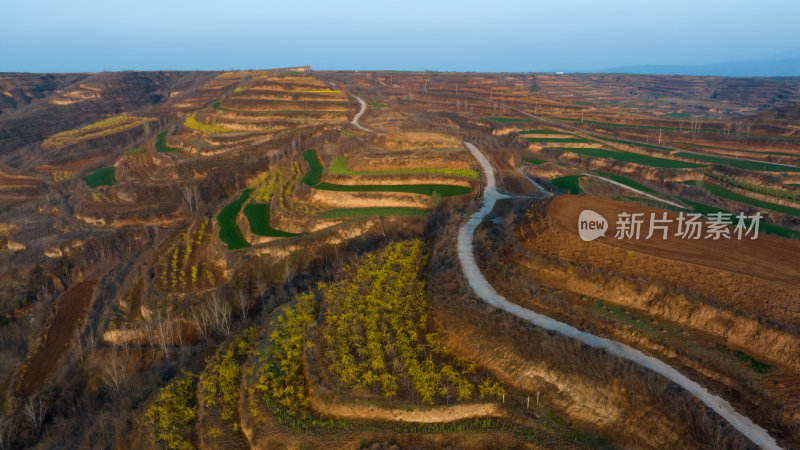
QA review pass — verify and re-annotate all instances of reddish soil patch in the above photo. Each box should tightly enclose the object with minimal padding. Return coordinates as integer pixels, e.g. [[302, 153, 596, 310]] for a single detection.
[[0, 172, 42, 189], [16, 280, 98, 395], [548, 195, 800, 285], [35, 155, 105, 173]]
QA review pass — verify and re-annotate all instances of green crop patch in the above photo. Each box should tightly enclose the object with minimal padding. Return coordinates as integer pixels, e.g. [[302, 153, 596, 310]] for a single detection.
[[125, 148, 147, 155], [594, 171, 657, 194], [370, 102, 389, 108], [524, 137, 592, 144], [519, 130, 571, 135], [673, 152, 800, 172], [565, 148, 704, 169], [329, 156, 478, 178], [551, 175, 583, 194], [698, 181, 800, 217], [82, 167, 117, 188], [677, 196, 800, 240], [315, 182, 471, 197], [156, 131, 179, 153], [301, 149, 324, 186], [522, 158, 549, 165], [673, 142, 798, 158], [593, 136, 674, 152], [184, 113, 235, 134], [243, 203, 299, 237], [481, 117, 532, 123], [217, 190, 252, 249], [302, 149, 471, 197], [318, 207, 428, 219]]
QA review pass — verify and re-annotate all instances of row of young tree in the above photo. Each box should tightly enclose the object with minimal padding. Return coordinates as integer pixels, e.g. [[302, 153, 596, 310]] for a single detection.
[[320, 240, 503, 405]]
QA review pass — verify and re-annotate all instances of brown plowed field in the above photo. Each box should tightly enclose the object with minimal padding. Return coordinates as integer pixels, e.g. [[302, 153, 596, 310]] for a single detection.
[[548, 195, 800, 285], [0, 172, 42, 189], [16, 280, 98, 395]]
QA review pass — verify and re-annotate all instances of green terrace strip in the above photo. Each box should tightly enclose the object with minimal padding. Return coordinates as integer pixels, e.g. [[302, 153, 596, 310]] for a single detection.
[[519, 129, 571, 135], [314, 182, 472, 197], [593, 136, 674, 152], [156, 131, 179, 153], [318, 207, 427, 219], [217, 189, 252, 249], [214, 102, 327, 116], [594, 171, 657, 194], [329, 156, 478, 178], [481, 117, 532, 123], [677, 196, 800, 240], [82, 167, 117, 188], [242, 203, 299, 237], [695, 181, 800, 217], [710, 174, 800, 202], [552, 116, 800, 141], [673, 152, 800, 172], [370, 102, 389, 108], [522, 158, 549, 165], [340, 130, 358, 137], [551, 175, 583, 194], [124, 148, 147, 155], [666, 112, 691, 118], [301, 149, 324, 186], [302, 149, 472, 197], [212, 101, 234, 112], [563, 148, 704, 169], [673, 142, 799, 158], [524, 137, 592, 144], [184, 113, 235, 134]]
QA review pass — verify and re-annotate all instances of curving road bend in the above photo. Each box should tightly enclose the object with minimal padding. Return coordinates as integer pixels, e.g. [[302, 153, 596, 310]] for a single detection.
[[458, 142, 781, 450], [351, 95, 374, 133]]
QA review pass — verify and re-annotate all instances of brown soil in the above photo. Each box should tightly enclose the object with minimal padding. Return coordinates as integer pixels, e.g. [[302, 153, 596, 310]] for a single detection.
[[35, 155, 105, 173], [532, 196, 800, 326], [16, 280, 98, 395], [0, 171, 42, 189]]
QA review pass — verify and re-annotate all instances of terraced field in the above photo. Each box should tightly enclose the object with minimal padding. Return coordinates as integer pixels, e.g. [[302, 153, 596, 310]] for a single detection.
[[242, 203, 299, 237], [304, 149, 473, 197], [691, 181, 800, 217], [330, 156, 478, 178], [42, 115, 153, 149], [217, 189, 252, 249], [674, 152, 800, 172], [563, 147, 704, 168], [82, 166, 117, 188]]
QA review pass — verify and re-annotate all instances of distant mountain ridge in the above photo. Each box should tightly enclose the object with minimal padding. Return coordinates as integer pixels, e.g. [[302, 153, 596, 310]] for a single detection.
[[604, 50, 800, 77]]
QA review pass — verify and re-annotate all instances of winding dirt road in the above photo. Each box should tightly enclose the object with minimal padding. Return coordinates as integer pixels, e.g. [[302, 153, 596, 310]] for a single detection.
[[350, 95, 374, 133], [458, 142, 781, 450]]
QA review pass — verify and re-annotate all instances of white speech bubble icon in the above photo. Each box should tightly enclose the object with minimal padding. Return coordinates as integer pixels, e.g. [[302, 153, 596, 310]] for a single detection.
[[578, 210, 608, 242]]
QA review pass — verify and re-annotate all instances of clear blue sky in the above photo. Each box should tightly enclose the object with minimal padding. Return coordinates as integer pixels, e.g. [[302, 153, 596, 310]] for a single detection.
[[2, 0, 798, 73]]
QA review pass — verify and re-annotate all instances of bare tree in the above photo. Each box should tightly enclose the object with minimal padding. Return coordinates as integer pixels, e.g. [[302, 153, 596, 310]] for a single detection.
[[180, 183, 200, 215], [235, 289, 249, 320], [154, 313, 172, 358], [102, 351, 128, 393], [23, 396, 46, 436], [209, 293, 232, 336], [0, 416, 11, 450], [189, 303, 211, 342]]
